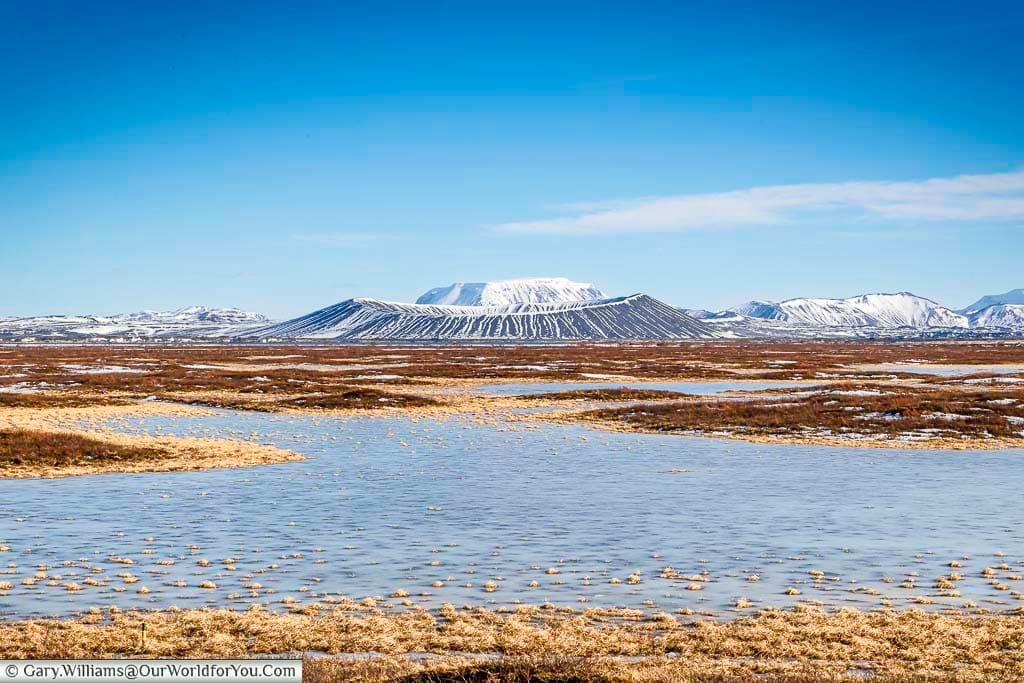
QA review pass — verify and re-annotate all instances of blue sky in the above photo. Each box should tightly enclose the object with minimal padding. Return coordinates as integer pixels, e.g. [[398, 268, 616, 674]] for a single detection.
[[2, 1, 1022, 318]]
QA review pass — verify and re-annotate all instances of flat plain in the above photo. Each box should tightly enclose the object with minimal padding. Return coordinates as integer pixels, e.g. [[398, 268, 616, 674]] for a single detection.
[[2, 341, 1024, 681]]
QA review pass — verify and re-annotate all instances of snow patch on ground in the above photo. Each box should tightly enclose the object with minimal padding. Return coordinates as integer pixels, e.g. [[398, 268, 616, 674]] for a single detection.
[[61, 364, 148, 374]]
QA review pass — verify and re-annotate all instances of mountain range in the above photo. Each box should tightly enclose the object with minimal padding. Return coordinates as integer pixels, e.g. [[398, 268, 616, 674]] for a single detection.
[[724, 293, 967, 328], [0, 306, 268, 340], [965, 304, 1024, 329], [685, 290, 1024, 337], [697, 290, 1024, 332], [2, 280, 1022, 342]]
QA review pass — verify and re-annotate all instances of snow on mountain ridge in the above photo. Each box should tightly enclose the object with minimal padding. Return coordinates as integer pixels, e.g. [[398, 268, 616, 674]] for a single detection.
[[415, 277, 607, 306], [968, 304, 1024, 329], [122, 306, 268, 323], [730, 301, 786, 320], [730, 292, 968, 329], [0, 306, 268, 339]]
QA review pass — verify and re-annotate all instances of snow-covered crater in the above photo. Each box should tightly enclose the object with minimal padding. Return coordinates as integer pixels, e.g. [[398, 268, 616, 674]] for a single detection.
[[415, 277, 607, 306]]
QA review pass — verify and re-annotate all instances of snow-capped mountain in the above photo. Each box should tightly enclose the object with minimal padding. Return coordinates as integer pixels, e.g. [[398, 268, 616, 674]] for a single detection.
[[729, 293, 968, 329], [691, 289, 1024, 336], [679, 309, 721, 320], [0, 306, 268, 340], [730, 301, 789, 320], [5, 285, 1023, 343], [415, 277, 607, 306], [120, 306, 268, 325], [961, 289, 1024, 315], [249, 294, 717, 341], [967, 304, 1024, 329]]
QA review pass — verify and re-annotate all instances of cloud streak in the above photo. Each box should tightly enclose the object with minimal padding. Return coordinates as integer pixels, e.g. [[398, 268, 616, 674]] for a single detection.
[[493, 169, 1024, 236]]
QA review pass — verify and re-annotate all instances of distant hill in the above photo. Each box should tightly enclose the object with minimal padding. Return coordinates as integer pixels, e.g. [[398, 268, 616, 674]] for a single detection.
[[961, 288, 1024, 315], [0, 306, 267, 339], [249, 294, 717, 340], [729, 292, 968, 328]]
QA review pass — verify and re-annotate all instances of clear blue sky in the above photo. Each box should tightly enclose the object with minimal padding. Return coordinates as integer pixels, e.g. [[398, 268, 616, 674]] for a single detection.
[[2, 1, 1022, 318]]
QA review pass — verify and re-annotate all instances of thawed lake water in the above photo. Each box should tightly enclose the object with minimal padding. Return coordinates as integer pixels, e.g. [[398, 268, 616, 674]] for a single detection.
[[1, 382, 1022, 619]]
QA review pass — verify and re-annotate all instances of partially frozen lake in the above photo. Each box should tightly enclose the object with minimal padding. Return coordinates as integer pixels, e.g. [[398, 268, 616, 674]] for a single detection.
[[1, 394, 1022, 619]]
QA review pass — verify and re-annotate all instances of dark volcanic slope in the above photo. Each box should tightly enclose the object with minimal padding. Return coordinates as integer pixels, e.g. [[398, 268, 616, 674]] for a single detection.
[[251, 294, 718, 340]]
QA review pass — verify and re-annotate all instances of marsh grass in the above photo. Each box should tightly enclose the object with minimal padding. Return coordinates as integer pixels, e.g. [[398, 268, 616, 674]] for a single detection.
[[303, 656, 615, 683], [0, 413, 302, 478], [5, 343, 1024, 430], [275, 389, 439, 411], [0, 429, 168, 470], [301, 655, 961, 682], [0, 393, 132, 408], [585, 382, 1024, 443], [0, 606, 1021, 680], [6, 342, 1024, 393], [516, 388, 693, 402]]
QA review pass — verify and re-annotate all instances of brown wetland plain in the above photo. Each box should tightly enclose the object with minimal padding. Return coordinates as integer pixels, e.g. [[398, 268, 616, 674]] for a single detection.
[[2, 340, 1024, 681]]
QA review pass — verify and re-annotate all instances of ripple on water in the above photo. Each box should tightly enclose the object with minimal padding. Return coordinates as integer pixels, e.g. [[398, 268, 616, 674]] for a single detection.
[[0, 401, 1023, 618]]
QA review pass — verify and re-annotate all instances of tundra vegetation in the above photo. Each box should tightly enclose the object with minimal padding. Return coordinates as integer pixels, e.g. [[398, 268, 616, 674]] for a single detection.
[[1, 341, 1024, 478], [2, 342, 1024, 677], [3, 340, 1024, 394], [0, 428, 168, 470], [0, 605, 1021, 681], [516, 387, 694, 402], [584, 381, 1024, 446], [0, 423, 302, 478]]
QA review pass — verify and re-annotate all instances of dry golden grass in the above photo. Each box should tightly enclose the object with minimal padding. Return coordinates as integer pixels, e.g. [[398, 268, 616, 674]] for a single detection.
[[0, 428, 169, 470], [300, 655, 1017, 682], [0, 430, 302, 478], [0, 606, 1021, 681], [304, 656, 623, 683], [0, 392, 131, 408], [0, 403, 303, 478]]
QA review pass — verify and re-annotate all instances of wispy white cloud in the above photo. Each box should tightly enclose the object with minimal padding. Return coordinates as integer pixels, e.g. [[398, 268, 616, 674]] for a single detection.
[[289, 232, 396, 246], [493, 169, 1024, 236]]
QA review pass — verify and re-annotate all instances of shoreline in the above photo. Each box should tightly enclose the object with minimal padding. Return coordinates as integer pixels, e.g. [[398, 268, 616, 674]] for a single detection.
[[2, 358, 1022, 481], [3, 386, 1022, 478], [554, 413, 1024, 451]]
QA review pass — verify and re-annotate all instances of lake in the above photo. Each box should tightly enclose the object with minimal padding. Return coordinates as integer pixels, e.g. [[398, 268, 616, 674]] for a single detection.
[[1, 391, 1022, 618]]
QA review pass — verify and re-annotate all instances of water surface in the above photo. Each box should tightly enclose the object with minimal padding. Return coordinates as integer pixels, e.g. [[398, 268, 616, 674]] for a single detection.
[[1, 404, 1022, 619]]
